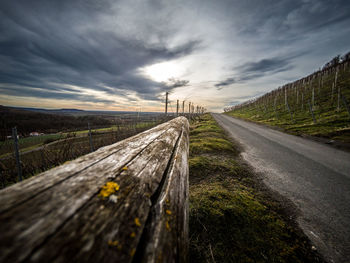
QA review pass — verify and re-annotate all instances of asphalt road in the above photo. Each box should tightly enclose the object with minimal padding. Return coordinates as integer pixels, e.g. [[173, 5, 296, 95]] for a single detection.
[[212, 113, 350, 263]]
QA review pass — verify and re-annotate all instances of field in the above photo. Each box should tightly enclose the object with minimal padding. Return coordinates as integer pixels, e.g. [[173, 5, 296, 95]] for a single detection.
[[188, 114, 324, 262], [225, 58, 350, 143], [0, 108, 170, 188], [0, 134, 63, 157]]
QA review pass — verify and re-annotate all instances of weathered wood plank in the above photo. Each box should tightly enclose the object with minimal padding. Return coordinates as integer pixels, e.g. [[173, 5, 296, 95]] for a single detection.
[[26, 124, 182, 263], [138, 120, 189, 263], [0, 117, 189, 263], [0, 120, 172, 214]]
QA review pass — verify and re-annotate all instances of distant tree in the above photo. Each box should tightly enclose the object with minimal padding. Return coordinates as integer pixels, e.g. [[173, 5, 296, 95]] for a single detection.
[[322, 55, 340, 70], [341, 51, 350, 62], [330, 55, 341, 66]]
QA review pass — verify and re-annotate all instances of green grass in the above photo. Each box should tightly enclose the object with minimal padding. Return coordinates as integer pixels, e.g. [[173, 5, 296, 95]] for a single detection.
[[0, 134, 63, 157], [226, 65, 350, 143], [189, 114, 323, 262], [70, 122, 156, 136]]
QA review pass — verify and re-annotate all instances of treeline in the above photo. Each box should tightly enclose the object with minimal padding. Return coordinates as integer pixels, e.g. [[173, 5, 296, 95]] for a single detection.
[[0, 106, 113, 139]]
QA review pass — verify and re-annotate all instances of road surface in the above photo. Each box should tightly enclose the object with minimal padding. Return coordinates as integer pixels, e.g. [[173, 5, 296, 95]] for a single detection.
[[212, 113, 350, 263]]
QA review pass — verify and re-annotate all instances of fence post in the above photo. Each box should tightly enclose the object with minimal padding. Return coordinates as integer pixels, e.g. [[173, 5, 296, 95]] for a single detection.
[[88, 123, 94, 152], [12, 127, 22, 182], [176, 99, 179, 116], [301, 92, 304, 110], [308, 101, 316, 123], [165, 92, 168, 115], [286, 102, 294, 123], [285, 87, 287, 110], [296, 89, 299, 105], [342, 94, 350, 117], [274, 96, 278, 119], [337, 86, 341, 111]]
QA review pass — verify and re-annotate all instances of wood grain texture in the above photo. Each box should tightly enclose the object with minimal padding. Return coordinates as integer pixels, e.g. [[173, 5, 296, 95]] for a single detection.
[[0, 117, 189, 263], [137, 119, 189, 263]]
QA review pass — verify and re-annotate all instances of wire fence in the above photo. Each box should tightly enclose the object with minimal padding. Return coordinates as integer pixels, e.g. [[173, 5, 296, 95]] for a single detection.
[[0, 115, 175, 189]]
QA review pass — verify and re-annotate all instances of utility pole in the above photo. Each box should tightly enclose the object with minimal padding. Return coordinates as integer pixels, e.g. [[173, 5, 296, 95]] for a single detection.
[[176, 99, 179, 116], [182, 101, 185, 115], [165, 92, 168, 115]]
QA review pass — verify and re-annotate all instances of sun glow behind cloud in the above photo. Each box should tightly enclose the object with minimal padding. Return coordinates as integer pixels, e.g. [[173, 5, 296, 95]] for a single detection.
[[141, 61, 186, 83], [1, 0, 350, 112]]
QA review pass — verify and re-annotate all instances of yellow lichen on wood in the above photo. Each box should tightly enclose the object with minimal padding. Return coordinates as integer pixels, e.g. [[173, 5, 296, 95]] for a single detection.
[[165, 220, 171, 231], [130, 248, 136, 257], [108, 240, 122, 250], [165, 209, 172, 215], [134, 217, 141, 227], [98, 182, 120, 199], [108, 240, 119, 246], [122, 166, 128, 171], [130, 232, 136, 238]]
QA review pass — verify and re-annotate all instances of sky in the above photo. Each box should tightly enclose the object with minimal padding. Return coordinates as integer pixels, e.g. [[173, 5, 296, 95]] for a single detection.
[[1, 0, 350, 112]]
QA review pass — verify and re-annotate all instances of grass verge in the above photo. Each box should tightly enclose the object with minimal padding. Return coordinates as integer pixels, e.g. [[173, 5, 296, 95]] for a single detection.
[[189, 113, 324, 262], [225, 62, 350, 144]]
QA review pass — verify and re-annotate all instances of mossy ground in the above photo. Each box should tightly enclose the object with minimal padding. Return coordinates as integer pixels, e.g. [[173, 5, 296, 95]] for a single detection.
[[189, 114, 324, 262]]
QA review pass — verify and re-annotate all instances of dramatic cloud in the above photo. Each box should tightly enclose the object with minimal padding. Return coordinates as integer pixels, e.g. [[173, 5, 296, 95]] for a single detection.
[[165, 78, 190, 88], [215, 78, 236, 89], [216, 56, 296, 89], [0, 0, 200, 105], [0, 0, 349, 111]]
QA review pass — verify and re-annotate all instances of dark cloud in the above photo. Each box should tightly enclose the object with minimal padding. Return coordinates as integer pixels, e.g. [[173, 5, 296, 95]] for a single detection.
[[234, 0, 350, 40], [0, 0, 200, 104], [241, 58, 291, 73], [215, 78, 236, 89], [215, 55, 297, 89], [165, 78, 190, 88]]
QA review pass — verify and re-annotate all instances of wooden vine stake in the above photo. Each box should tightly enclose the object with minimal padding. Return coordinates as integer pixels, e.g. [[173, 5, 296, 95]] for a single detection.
[[274, 95, 278, 119], [308, 100, 316, 124], [342, 94, 350, 117]]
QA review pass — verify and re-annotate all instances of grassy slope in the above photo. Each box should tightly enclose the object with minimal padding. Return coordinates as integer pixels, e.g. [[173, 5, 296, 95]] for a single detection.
[[189, 114, 324, 262], [226, 64, 350, 143]]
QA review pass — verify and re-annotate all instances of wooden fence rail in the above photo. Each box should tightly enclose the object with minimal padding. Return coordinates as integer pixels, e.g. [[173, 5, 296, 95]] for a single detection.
[[0, 116, 189, 263]]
